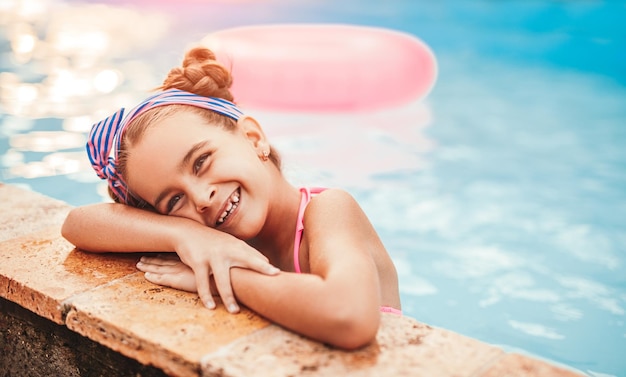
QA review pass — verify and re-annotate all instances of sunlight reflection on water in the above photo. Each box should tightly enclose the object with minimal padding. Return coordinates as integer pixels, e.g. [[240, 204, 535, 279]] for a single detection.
[[0, 0, 175, 191]]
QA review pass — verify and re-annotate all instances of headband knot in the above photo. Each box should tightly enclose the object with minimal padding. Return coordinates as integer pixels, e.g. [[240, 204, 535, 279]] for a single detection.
[[86, 89, 244, 204]]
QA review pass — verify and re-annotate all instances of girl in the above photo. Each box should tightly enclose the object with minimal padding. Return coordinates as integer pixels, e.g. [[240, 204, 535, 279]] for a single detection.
[[62, 47, 400, 350]]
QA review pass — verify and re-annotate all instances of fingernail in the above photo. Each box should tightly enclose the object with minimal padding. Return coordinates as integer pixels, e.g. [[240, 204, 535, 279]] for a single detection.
[[228, 303, 239, 313], [205, 301, 216, 309], [269, 266, 280, 274]]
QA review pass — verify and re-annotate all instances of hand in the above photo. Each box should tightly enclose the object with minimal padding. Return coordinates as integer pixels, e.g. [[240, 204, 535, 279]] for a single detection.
[[172, 225, 280, 313], [137, 253, 199, 293]]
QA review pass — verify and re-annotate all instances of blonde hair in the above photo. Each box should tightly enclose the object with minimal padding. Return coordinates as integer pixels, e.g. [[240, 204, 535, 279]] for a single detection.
[[111, 47, 282, 205]]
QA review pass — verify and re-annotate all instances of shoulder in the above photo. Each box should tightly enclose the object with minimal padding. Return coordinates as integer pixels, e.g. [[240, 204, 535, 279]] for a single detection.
[[309, 188, 360, 210], [304, 188, 372, 234]]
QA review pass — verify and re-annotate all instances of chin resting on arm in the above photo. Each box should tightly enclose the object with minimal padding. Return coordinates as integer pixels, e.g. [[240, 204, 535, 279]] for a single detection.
[[165, 189, 387, 349]]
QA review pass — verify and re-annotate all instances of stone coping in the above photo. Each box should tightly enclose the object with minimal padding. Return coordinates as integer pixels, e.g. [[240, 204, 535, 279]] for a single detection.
[[0, 183, 585, 376]]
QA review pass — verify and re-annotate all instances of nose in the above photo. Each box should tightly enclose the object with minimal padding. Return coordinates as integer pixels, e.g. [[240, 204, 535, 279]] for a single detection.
[[191, 184, 217, 213]]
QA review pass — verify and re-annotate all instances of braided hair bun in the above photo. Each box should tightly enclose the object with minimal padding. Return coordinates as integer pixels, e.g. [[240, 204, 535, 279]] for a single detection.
[[159, 47, 234, 102]]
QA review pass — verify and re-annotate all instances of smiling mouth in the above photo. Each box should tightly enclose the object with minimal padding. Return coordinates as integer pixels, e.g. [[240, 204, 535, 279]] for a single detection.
[[216, 188, 240, 227]]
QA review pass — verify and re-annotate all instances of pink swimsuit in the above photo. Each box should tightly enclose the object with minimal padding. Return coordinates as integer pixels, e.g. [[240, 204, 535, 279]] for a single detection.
[[293, 187, 402, 315]]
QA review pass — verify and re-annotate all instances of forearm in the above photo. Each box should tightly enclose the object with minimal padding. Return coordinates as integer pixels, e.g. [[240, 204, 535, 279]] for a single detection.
[[62, 203, 196, 253], [230, 268, 380, 349]]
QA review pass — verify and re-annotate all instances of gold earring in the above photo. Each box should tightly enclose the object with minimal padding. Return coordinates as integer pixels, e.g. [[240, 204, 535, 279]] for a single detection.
[[262, 150, 269, 161]]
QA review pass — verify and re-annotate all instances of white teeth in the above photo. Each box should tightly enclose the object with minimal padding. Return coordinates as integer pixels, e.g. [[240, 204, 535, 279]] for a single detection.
[[217, 190, 240, 225]]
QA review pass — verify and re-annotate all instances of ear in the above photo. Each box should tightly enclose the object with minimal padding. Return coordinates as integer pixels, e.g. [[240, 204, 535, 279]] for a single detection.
[[237, 115, 268, 151]]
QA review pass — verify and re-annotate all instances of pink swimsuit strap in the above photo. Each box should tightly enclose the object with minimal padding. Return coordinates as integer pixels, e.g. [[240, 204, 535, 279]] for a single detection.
[[293, 187, 326, 273], [380, 306, 403, 315], [292, 187, 402, 316]]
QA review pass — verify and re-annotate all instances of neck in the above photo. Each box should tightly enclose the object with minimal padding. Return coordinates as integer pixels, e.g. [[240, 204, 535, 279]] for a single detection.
[[248, 179, 302, 271]]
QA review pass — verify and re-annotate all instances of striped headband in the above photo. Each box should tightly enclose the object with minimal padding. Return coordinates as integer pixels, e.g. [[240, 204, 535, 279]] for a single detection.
[[86, 89, 244, 204]]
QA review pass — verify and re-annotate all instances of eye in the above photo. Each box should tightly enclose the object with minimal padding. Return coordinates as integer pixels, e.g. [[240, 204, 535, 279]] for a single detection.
[[166, 194, 183, 214], [193, 153, 210, 174]]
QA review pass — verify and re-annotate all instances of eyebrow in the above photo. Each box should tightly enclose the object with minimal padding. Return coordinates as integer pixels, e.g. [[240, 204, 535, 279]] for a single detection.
[[153, 140, 209, 211]]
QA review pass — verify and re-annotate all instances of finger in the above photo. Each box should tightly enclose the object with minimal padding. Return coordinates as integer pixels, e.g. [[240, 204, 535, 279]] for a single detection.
[[137, 257, 182, 272], [212, 265, 239, 314], [236, 255, 280, 275], [143, 271, 197, 293], [137, 261, 175, 274], [193, 265, 215, 310], [143, 271, 173, 287], [143, 271, 163, 285]]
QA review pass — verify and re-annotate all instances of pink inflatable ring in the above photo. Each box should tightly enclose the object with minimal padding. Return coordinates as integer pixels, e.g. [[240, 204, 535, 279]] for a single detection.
[[201, 24, 437, 112]]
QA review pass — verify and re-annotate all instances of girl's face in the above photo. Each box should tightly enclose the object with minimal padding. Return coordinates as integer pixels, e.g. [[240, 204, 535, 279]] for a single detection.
[[125, 111, 273, 240]]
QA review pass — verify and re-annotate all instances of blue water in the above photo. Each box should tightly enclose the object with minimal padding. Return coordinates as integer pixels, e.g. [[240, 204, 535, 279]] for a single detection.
[[1, 1, 625, 375]]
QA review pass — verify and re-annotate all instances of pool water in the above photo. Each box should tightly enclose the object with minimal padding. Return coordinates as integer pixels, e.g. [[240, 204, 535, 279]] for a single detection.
[[1, 1, 625, 376]]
